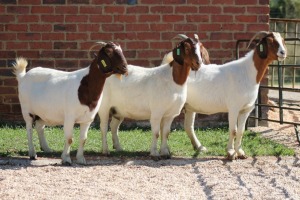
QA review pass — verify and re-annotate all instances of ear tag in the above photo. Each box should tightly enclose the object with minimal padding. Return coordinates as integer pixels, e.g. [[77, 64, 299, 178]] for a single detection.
[[177, 48, 180, 56], [259, 44, 264, 52], [101, 60, 107, 67]]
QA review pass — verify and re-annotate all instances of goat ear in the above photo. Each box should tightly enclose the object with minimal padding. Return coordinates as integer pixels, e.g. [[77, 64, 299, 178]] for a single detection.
[[256, 38, 268, 59], [184, 41, 192, 54]]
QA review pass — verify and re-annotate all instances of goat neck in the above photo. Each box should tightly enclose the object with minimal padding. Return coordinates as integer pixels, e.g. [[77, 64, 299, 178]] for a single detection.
[[78, 58, 107, 111], [253, 50, 274, 83], [170, 60, 191, 85]]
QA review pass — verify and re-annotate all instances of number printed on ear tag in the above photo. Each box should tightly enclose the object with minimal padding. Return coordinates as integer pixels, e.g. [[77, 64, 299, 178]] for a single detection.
[[177, 48, 180, 56], [101, 60, 107, 67]]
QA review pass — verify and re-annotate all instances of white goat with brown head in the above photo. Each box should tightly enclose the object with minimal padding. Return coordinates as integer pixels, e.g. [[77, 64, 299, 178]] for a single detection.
[[105, 31, 287, 160], [165, 31, 287, 159], [14, 42, 128, 165], [98, 37, 201, 159]]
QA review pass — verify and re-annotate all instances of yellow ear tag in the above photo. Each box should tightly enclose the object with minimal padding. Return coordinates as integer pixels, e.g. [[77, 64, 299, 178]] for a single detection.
[[101, 60, 107, 67]]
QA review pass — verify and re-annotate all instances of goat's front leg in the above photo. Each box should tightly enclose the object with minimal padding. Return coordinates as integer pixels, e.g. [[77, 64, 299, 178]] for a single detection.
[[61, 120, 74, 165], [110, 117, 124, 151], [35, 120, 52, 152], [76, 123, 91, 165], [227, 110, 239, 160], [159, 117, 173, 159], [150, 117, 162, 160], [184, 110, 206, 152], [100, 113, 110, 155], [235, 111, 251, 159]]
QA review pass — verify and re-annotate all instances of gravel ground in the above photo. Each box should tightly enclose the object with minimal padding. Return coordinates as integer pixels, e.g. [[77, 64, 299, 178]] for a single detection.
[[1, 95, 299, 200], [0, 155, 300, 200]]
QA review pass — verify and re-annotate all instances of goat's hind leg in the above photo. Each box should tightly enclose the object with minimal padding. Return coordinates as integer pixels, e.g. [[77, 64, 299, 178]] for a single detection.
[[35, 119, 52, 152], [110, 117, 124, 151], [24, 115, 36, 160], [184, 110, 206, 152]]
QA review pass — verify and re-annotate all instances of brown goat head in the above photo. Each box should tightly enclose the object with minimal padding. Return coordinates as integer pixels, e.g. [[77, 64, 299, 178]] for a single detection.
[[95, 42, 128, 76], [172, 37, 201, 71]]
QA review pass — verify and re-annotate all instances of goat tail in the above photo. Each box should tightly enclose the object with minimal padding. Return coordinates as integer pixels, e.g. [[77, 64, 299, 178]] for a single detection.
[[13, 57, 28, 81]]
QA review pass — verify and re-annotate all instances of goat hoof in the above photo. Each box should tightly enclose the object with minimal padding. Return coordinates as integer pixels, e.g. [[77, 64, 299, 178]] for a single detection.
[[29, 155, 37, 160], [102, 151, 110, 156], [196, 146, 207, 152], [113, 145, 123, 151], [62, 161, 72, 166], [151, 156, 161, 161], [237, 155, 248, 159], [41, 147, 52, 153], [160, 155, 171, 160], [226, 153, 237, 161]]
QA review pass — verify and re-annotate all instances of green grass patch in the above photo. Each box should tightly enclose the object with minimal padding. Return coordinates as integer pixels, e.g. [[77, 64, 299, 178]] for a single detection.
[[0, 126, 295, 158]]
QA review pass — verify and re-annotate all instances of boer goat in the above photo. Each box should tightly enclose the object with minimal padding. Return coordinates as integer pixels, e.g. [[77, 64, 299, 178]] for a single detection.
[[98, 37, 201, 159], [162, 31, 287, 160], [13, 42, 128, 165], [162, 34, 211, 65]]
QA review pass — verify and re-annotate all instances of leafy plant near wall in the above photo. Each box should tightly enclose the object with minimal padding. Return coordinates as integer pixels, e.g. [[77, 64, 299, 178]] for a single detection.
[[270, 0, 300, 19]]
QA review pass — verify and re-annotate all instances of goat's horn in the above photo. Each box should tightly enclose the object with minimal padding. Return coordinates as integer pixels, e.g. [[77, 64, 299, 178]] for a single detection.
[[172, 34, 188, 40], [194, 34, 199, 40], [88, 41, 107, 59], [96, 41, 107, 46], [247, 31, 270, 49]]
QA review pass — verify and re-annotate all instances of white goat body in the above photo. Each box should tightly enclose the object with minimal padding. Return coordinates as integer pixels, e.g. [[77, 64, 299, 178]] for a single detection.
[[186, 52, 258, 115], [177, 32, 287, 159], [100, 64, 188, 157], [105, 64, 186, 120], [106, 32, 287, 160], [14, 42, 128, 165], [18, 67, 95, 125], [99, 38, 201, 158]]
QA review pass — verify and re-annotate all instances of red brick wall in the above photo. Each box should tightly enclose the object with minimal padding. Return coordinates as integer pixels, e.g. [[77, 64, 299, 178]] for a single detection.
[[0, 0, 270, 124]]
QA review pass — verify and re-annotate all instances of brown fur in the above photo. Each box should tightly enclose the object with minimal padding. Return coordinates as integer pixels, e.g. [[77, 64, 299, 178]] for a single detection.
[[253, 35, 282, 83], [171, 38, 200, 85], [78, 58, 107, 111], [78, 43, 128, 111]]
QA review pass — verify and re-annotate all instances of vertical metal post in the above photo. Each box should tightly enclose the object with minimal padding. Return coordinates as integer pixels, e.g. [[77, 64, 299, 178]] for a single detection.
[[278, 61, 284, 124], [254, 89, 261, 127]]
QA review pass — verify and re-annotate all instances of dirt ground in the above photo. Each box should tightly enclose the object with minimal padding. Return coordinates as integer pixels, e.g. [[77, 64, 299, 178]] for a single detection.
[[1, 98, 299, 200]]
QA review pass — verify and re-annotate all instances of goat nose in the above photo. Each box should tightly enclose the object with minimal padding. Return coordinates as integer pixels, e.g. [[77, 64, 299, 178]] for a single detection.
[[280, 50, 286, 55]]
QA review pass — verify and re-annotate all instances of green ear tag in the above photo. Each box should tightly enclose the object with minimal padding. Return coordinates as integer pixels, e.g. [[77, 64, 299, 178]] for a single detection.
[[101, 60, 107, 67], [177, 48, 180, 56], [260, 44, 263, 52]]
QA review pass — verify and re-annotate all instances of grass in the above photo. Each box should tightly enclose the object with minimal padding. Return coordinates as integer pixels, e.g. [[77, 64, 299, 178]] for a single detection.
[[0, 125, 295, 158]]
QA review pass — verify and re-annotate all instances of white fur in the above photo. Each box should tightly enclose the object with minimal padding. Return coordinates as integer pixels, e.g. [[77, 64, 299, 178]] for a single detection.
[[106, 32, 287, 160], [165, 32, 287, 159], [14, 57, 101, 165], [99, 63, 188, 157]]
